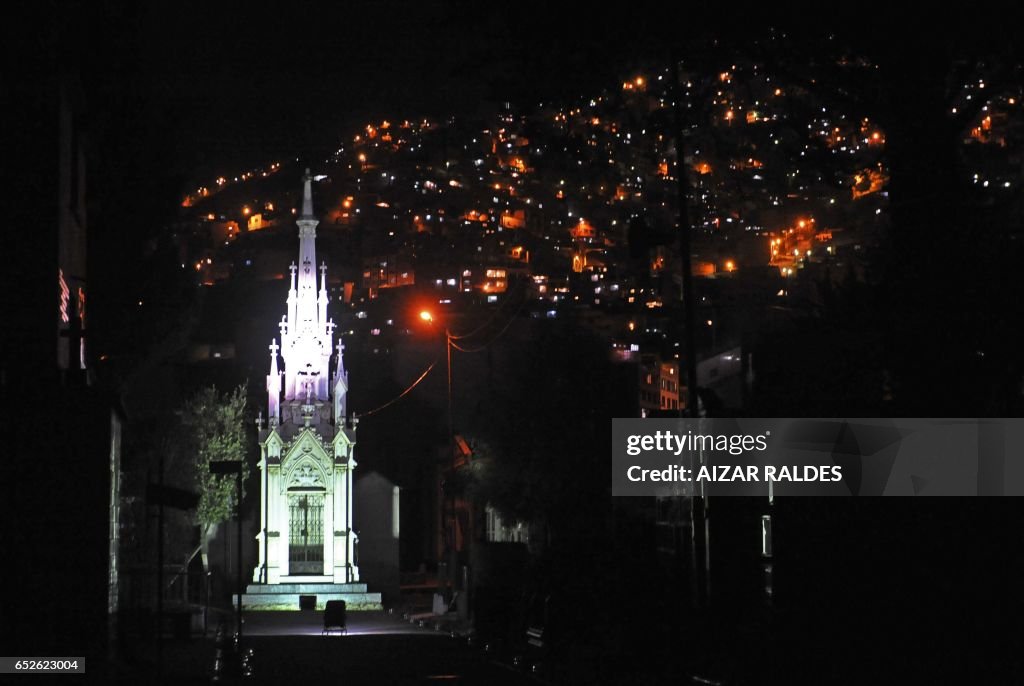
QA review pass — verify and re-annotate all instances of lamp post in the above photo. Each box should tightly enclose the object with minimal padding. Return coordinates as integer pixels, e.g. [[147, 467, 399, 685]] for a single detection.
[[257, 411, 269, 586], [210, 460, 243, 638], [419, 310, 457, 591], [419, 311, 452, 446]]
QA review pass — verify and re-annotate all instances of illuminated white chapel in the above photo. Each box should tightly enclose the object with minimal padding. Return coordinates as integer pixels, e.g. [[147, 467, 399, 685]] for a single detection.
[[239, 171, 381, 610]]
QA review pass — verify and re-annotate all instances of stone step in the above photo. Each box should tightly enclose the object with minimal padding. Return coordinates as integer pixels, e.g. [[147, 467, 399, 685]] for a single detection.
[[237, 591, 382, 612], [245, 582, 369, 594]]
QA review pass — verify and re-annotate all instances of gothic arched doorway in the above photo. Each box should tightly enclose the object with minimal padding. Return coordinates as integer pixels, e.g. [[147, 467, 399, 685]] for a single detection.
[[288, 491, 325, 575]]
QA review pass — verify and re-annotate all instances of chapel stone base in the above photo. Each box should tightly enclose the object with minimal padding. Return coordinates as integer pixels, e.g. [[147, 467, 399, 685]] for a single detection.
[[237, 582, 382, 611]]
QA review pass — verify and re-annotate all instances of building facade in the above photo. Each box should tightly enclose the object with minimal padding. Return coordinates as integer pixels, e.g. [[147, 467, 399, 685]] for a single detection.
[[3, 44, 123, 666]]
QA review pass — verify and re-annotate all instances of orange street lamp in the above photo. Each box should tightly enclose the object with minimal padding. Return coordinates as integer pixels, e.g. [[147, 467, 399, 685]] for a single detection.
[[419, 309, 460, 577]]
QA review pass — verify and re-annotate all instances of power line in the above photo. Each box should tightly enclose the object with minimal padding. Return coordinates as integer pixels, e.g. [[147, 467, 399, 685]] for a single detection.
[[447, 283, 522, 341], [355, 285, 527, 416], [448, 294, 526, 353], [356, 358, 438, 418]]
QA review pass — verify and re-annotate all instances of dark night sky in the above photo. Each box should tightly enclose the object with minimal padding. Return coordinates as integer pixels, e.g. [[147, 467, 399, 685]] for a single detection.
[[84, 3, 683, 177], [25, 1, 1022, 252], [54, 4, 1011, 174], [74, 2, 1018, 174], [59, 2, 699, 239]]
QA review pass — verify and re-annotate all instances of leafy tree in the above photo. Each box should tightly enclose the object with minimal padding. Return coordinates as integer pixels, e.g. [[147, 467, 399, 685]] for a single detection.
[[465, 318, 618, 546], [180, 384, 251, 528]]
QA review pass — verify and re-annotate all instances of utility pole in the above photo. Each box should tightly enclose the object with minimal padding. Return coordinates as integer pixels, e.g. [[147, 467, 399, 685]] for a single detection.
[[157, 449, 164, 673], [258, 412, 268, 586], [236, 466, 242, 634], [671, 50, 709, 607], [671, 59, 700, 419], [445, 326, 458, 597], [210, 460, 244, 638], [420, 310, 458, 595]]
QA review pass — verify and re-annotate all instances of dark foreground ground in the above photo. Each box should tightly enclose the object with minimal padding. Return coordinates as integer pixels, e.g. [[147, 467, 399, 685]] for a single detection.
[[55, 597, 1024, 685], [110, 611, 539, 686]]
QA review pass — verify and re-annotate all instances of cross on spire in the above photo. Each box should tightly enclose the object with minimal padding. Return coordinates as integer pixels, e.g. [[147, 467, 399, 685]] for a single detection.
[[269, 339, 280, 357], [300, 168, 315, 218], [335, 337, 347, 381]]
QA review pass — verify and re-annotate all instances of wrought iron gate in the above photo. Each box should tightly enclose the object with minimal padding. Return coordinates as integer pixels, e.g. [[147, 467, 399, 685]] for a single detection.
[[288, 493, 324, 575]]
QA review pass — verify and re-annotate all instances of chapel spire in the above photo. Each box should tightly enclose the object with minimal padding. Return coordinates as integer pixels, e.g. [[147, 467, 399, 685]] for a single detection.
[[295, 169, 320, 304], [269, 171, 343, 411]]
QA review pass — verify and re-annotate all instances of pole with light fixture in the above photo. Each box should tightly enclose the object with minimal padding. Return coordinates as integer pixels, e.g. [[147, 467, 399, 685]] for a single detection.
[[209, 459, 243, 638], [418, 309, 457, 593]]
